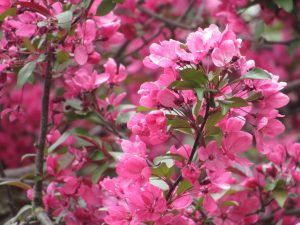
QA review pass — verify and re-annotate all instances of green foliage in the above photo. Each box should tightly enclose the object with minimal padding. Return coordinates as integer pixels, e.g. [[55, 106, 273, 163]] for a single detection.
[[56, 10, 73, 31], [180, 68, 208, 86], [242, 68, 272, 80], [206, 111, 225, 129], [152, 162, 175, 179], [0, 7, 16, 22], [0, 180, 31, 190], [96, 0, 116, 16], [265, 179, 288, 208], [92, 162, 109, 183], [177, 179, 192, 195], [273, 0, 293, 12], [48, 132, 70, 153], [17, 61, 37, 87]]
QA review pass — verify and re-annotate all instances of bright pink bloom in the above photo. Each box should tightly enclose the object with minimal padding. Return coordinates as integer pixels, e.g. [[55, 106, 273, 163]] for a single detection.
[[66, 65, 109, 92], [7, 12, 37, 38], [186, 24, 222, 61], [116, 155, 151, 181], [121, 138, 147, 157], [144, 40, 179, 68], [102, 58, 127, 85], [170, 144, 191, 167], [127, 184, 167, 221], [157, 89, 179, 108], [127, 111, 169, 145], [266, 144, 286, 165], [171, 195, 193, 209], [0, 0, 12, 14], [138, 82, 160, 108], [212, 40, 238, 67], [287, 143, 300, 161], [220, 117, 253, 161]]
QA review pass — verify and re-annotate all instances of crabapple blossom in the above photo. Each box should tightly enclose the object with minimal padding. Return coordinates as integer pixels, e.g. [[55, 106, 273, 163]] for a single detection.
[[1, 0, 300, 225]]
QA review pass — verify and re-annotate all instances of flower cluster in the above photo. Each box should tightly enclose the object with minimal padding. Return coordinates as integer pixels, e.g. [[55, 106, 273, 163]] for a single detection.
[[1, 0, 300, 225]]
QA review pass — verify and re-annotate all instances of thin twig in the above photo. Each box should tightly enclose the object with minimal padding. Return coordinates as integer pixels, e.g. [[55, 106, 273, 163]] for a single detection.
[[4, 164, 35, 178], [166, 95, 211, 200], [263, 38, 300, 45], [137, 0, 194, 30], [178, 0, 197, 22], [282, 79, 300, 93], [117, 26, 164, 62]]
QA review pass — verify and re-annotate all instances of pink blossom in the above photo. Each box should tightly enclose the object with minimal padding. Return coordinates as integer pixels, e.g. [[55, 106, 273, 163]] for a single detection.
[[186, 24, 222, 62], [7, 12, 37, 38], [0, 0, 12, 14], [144, 40, 179, 68], [67, 65, 109, 92], [116, 155, 151, 181], [127, 111, 169, 145], [212, 40, 238, 67], [157, 89, 179, 108], [127, 184, 167, 221], [138, 82, 160, 108], [266, 144, 286, 165], [102, 58, 127, 85], [121, 138, 147, 157], [221, 117, 253, 160]]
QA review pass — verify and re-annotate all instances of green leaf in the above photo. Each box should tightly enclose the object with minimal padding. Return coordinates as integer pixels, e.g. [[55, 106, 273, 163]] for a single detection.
[[17, 61, 36, 87], [0, 7, 17, 22], [168, 117, 191, 129], [205, 111, 224, 129], [92, 162, 109, 183], [48, 132, 70, 153], [150, 178, 169, 191], [153, 156, 174, 168], [180, 68, 208, 86], [225, 97, 248, 108], [192, 196, 204, 215], [273, 189, 288, 207], [0, 180, 31, 190], [193, 100, 202, 117], [15, 205, 32, 220], [273, 0, 293, 12], [265, 179, 288, 207], [56, 10, 73, 31], [21, 153, 36, 162], [96, 0, 116, 16], [246, 92, 263, 102], [57, 51, 70, 64], [195, 88, 204, 101], [221, 200, 239, 207], [170, 80, 198, 90], [23, 38, 36, 53], [152, 163, 174, 179], [255, 20, 265, 39], [136, 106, 155, 112], [89, 150, 105, 161], [177, 179, 192, 195], [242, 68, 272, 80]]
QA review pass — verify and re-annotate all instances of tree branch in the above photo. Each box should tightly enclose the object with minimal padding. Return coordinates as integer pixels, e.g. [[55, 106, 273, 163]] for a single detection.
[[137, 0, 194, 30], [30, 50, 54, 225], [282, 79, 300, 94], [166, 95, 211, 200], [178, 0, 197, 22], [4, 164, 35, 178]]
